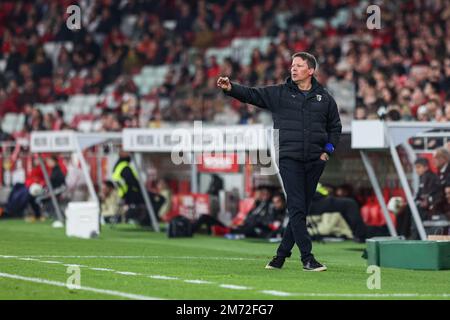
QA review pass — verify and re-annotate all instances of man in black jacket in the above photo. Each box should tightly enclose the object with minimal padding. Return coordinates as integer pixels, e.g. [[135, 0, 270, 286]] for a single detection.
[[217, 52, 342, 271], [414, 158, 442, 214]]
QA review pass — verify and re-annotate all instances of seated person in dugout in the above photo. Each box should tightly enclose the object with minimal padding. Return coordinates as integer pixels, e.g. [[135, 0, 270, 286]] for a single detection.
[[397, 157, 443, 239], [309, 183, 368, 242], [443, 179, 450, 219], [24, 155, 67, 222], [192, 190, 287, 239], [432, 176, 450, 219], [112, 150, 165, 225], [100, 180, 121, 223], [433, 147, 450, 216]]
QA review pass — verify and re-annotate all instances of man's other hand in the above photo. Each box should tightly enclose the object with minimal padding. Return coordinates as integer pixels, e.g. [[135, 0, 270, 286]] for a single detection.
[[217, 76, 232, 91]]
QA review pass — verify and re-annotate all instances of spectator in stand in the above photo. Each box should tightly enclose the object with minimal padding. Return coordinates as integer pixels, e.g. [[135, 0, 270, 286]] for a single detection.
[[43, 112, 55, 131], [0, 126, 13, 143], [53, 109, 66, 130], [26, 108, 45, 131]]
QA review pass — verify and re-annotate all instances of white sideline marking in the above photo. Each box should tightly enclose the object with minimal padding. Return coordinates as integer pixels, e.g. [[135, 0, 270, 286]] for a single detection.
[[289, 292, 450, 298], [40, 261, 62, 264], [5, 255, 449, 298], [219, 284, 250, 290], [116, 271, 139, 276], [63, 264, 87, 268], [1, 255, 261, 261], [89, 267, 114, 272], [149, 275, 179, 280], [261, 290, 293, 297], [0, 272, 161, 300], [184, 280, 213, 284]]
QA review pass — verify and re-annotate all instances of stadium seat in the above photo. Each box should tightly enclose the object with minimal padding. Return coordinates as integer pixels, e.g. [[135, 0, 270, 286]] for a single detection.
[[1, 113, 22, 134], [77, 120, 95, 132], [361, 196, 397, 227]]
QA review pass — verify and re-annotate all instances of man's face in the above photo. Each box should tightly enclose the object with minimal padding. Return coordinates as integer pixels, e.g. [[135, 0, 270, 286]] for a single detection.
[[272, 196, 285, 210], [260, 189, 271, 202], [445, 186, 450, 204], [445, 103, 450, 120], [444, 58, 450, 77], [414, 164, 427, 176], [102, 184, 112, 195], [433, 154, 448, 169], [291, 57, 314, 83], [119, 150, 130, 158], [45, 158, 56, 168], [354, 107, 367, 119]]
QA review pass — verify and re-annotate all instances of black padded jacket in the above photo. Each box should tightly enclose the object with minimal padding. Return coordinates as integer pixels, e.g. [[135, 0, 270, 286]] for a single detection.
[[224, 76, 342, 162]]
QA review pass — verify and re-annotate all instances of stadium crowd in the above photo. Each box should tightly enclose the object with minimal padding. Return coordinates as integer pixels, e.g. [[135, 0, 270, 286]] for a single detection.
[[1, 0, 450, 138]]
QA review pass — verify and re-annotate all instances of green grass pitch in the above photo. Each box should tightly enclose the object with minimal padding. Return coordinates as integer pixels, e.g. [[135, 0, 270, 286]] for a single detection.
[[0, 219, 449, 300]]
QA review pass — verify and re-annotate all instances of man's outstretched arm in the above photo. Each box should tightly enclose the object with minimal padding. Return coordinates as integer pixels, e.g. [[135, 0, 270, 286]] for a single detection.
[[217, 76, 278, 111]]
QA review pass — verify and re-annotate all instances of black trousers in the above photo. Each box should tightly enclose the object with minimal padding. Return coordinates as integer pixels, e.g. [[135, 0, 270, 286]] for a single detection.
[[397, 205, 427, 240], [28, 193, 41, 218], [276, 158, 326, 263]]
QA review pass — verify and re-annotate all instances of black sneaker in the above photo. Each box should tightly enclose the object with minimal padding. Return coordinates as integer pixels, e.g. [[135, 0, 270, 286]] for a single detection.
[[303, 257, 327, 272], [265, 256, 285, 269]]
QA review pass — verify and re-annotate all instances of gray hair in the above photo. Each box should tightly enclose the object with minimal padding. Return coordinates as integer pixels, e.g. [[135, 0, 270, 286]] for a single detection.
[[434, 147, 450, 161]]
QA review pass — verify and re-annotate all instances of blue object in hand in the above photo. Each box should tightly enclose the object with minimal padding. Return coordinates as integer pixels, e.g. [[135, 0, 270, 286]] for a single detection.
[[325, 143, 334, 154]]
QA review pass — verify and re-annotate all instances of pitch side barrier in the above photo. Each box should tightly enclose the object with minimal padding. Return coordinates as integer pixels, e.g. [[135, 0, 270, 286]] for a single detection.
[[352, 120, 450, 240]]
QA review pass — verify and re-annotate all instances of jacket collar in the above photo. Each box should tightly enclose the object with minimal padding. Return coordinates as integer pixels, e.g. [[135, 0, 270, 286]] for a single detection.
[[285, 76, 323, 96]]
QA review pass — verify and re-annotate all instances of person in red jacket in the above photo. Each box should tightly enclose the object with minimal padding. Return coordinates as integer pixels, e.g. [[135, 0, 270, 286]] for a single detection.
[[25, 158, 46, 222]]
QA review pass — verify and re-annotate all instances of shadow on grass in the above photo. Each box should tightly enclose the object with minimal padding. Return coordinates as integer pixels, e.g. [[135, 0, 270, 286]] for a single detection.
[[344, 248, 366, 252], [106, 225, 156, 233]]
